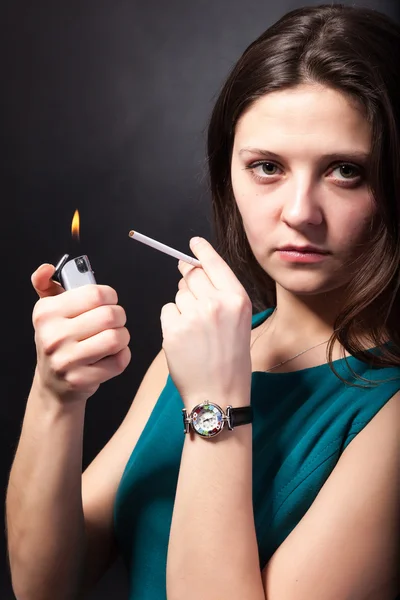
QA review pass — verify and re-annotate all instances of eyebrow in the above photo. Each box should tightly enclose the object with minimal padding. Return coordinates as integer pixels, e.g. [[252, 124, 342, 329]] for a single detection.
[[238, 147, 370, 163]]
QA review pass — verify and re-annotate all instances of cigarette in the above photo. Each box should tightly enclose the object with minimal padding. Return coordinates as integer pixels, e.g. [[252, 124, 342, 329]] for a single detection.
[[128, 230, 202, 267]]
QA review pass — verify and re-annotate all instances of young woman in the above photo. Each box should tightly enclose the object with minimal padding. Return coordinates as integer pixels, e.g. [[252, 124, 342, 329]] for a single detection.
[[6, 4, 400, 600]]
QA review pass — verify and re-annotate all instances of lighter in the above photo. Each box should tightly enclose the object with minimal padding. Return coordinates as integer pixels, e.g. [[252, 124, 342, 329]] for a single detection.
[[52, 254, 96, 290]]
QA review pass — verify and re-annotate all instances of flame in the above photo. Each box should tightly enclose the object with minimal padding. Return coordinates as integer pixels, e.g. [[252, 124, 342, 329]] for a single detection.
[[71, 209, 80, 241]]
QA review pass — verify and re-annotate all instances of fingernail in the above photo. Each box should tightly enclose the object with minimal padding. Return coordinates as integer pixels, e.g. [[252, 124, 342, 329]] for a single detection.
[[190, 236, 201, 246]]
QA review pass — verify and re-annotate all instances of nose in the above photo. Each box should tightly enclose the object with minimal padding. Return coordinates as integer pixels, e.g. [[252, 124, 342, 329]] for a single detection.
[[281, 176, 324, 230]]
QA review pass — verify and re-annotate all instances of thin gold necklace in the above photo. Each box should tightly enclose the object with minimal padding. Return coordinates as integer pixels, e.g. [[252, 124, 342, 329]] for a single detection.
[[251, 308, 331, 372]]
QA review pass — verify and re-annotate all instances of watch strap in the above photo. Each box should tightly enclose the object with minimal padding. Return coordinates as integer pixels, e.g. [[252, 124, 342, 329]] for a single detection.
[[228, 405, 253, 428]]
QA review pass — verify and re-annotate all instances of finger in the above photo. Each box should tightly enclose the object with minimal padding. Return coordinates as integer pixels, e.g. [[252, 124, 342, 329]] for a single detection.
[[92, 346, 131, 383], [174, 287, 196, 314], [189, 237, 246, 294], [60, 327, 131, 367], [33, 285, 119, 321], [66, 346, 131, 388], [70, 304, 127, 341], [160, 302, 180, 333], [31, 264, 65, 298], [80, 326, 130, 364], [177, 277, 189, 291], [177, 260, 216, 299]]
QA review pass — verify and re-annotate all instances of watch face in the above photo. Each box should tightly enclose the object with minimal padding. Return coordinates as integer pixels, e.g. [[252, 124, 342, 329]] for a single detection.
[[191, 403, 224, 438]]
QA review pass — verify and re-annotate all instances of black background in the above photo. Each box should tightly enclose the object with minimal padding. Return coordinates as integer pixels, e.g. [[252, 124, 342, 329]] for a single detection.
[[1, 1, 398, 598]]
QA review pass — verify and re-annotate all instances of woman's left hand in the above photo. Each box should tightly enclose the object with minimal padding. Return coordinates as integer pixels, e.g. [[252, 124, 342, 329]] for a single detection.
[[160, 237, 253, 408]]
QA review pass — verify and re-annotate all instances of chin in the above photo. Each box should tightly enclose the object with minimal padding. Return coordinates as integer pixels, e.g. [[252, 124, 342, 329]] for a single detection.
[[280, 284, 339, 296], [267, 269, 349, 297]]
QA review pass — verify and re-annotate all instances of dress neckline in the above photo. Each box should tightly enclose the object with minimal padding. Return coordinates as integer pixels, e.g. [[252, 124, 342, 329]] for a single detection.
[[251, 308, 377, 377]]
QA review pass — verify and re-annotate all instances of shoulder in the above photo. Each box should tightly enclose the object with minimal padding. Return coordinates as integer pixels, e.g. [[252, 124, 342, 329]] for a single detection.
[[262, 390, 400, 599]]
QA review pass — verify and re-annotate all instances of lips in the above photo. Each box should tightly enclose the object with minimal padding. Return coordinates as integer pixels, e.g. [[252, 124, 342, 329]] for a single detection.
[[277, 245, 329, 254]]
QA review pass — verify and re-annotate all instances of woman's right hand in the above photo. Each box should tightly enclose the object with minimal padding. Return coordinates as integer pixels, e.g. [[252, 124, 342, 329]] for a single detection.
[[31, 263, 131, 405]]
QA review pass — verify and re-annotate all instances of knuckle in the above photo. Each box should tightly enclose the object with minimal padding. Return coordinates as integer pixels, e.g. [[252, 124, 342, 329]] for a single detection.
[[117, 305, 127, 326], [41, 336, 57, 356], [204, 296, 220, 316], [104, 328, 123, 353], [50, 353, 70, 377], [40, 327, 65, 356], [161, 322, 179, 344], [84, 284, 118, 308], [86, 285, 104, 308], [123, 327, 131, 346], [160, 303, 176, 325], [241, 296, 253, 317], [115, 326, 130, 349], [104, 285, 118, 305], [232, 293, 251, 312], [32, 297, 52, 327], [175, 289, 183, 303], [101, 305, 118, 328], [114, 346, 131, 374], [63, 370, 85, 391]]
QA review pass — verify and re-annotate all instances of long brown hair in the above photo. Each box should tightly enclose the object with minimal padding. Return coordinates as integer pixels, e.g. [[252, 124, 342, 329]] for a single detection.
[[207, 4, 400, 374]]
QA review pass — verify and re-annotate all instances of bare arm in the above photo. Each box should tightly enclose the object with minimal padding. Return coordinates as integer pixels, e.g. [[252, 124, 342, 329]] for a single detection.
[[79, 348, 169, 593], [6, 264, 168, 599], [167, 390, 400, 600], [6, 376, 87, 600], [263, 391, 400, 599], [6, 348, 169, 600], [165, 239, 400, 600], [6, 267, 131, 600]]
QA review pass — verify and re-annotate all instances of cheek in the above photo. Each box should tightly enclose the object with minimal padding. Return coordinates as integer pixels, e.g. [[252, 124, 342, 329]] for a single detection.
[[235, 197, 275, 259], [231, 178, 278, 260], [231, 169, 272, 235], [233, 190, 271, 245], [330, 197, 375, 248]]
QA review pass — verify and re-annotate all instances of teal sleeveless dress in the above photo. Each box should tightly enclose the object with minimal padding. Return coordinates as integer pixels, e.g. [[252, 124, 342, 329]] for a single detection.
[[113, 309, 400, 599]]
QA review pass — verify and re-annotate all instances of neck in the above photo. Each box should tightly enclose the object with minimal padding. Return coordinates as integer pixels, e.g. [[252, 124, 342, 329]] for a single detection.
[[270, 285, 345, 340]]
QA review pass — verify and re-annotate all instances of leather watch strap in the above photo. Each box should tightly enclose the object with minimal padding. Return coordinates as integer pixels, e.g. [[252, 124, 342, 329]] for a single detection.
[[229, 405, 253, 428]]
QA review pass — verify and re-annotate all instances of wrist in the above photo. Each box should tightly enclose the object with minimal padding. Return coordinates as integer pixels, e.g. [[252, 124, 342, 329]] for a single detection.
[[30, 368, 88, 418], [182, 399, 252, 440], [183, 390, 251, 409]]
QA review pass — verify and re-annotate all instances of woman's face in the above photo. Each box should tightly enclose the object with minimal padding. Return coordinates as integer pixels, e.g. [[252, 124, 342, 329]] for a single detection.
[[231, 84, 375, 296]]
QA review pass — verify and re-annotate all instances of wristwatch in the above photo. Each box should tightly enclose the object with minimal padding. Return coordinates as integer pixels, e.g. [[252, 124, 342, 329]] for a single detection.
[[182, 402, 253, 438]]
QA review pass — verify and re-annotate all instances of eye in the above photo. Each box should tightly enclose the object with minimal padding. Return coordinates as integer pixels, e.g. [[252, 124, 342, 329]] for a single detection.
[[245, 161, 283, 182], [328, 163, 363, 184], [259, 162, 280, 175]]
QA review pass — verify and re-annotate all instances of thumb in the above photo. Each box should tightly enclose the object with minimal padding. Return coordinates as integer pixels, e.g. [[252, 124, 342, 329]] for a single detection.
[[31, 263, 65, 298]]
